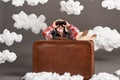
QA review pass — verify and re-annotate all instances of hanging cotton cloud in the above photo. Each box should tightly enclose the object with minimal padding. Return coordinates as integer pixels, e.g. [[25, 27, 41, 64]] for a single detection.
[[0, 49, 17, 64], [90, 72, 120, 80], [89, 69, 120, 80], [115, 70, 120, 76], [12, 0, 25, 7], [102, 0, 120, 10], [22, 72, 84, 80], [60, 0, 84, 15], [87, 26, 120, 52], [26, 0, 48, 6], [1, 0, 10, 2], [0, 29, 23, 46], [1, 0, 48, 7], [12, 11, 47, 34]]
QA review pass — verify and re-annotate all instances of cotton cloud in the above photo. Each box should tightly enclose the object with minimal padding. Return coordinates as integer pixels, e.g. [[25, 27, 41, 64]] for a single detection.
[[12, 0, 25, 7], [60, 0, 84, 15], [26, 0, 48, 6], [87, 26, 120, 52], [115, 70, 120, 76], [0, 49, 17, 64], [12, 11, 47, 34], [1, 0, 10, 2], [22, 71, 120, 80], [102, 0, 120, 10], [1, 0, 48, 7], [90, 72, 119, 80], [22, 72, 84, 80], [0, 29, 23, 46]]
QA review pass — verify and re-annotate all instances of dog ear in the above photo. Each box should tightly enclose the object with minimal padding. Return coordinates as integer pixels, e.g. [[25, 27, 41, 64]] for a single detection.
[[91, 34, 97, 40], [76, 32, 97, 40], [65, 27, 68, 32], [81, 30, 88, 36]]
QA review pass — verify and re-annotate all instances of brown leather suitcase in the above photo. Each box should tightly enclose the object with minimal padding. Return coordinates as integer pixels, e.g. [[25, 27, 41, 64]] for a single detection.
[[33, 40, 94, 80]]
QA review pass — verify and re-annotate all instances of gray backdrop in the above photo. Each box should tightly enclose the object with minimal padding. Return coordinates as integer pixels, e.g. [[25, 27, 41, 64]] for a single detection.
[[0, 0, 120, 80]]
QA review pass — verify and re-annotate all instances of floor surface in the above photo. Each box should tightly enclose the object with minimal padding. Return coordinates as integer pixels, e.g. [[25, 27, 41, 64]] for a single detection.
[[0, 50, 120, 80]]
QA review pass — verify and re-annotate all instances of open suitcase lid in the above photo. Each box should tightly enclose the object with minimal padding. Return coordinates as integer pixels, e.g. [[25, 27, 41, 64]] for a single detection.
[[33, 40, 94, 80]]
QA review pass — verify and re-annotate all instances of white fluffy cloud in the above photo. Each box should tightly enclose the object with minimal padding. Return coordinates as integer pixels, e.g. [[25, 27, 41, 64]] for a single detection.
[[12, 0, 25, 7], [87, 26, 120, 52], [1, 0, 10, 2], [0, 49, 17, 64], [115, 70, 120, 76], [1, 0, 48, 7], [102, 0, 120, 10], [26, 0, 48, 6], [90, 72, 119, 80], [12, 11, 47, 34], [22, 72, 84, 80], [60, 0, 84, 15], [0, 29, 23, 46], [22, 70, 120, 80]]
